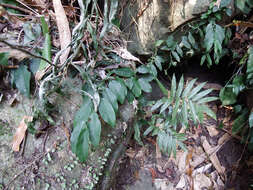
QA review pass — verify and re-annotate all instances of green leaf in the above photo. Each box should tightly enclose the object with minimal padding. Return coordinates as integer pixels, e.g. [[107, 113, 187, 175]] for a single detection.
[[200, 55, 206, 66], [71, 98, 93, 153], [12, 64, 31, 97], [188, 82, 206, 99], [181, 36, 191, 49], [247, 47, 253, 80], [39, 33, 51, 71], [137, 65, 150, 74], [88, 113, 101, 147], [176, 45, 183, 57], [188, 32, 196, 48], [204, 23, 214, 52], [170, 74, 176, 100], [160, 99, 171, 113], [166, 36, 175, 48], [144, 125, 155, 136], [182, 100, 188, 125], [171, 51, 180, 62], [138, 78, 152, 93], [113, 67, 135, 77], [206, 53, 212, 67], [109, 80, 127, 104], [134, 122, 143, 145], [232, 110, 248, 134], [151, 98, 166, 111], [103, 88, 118, 112], [154, 56, 164, 70], [189, 101, 198, 123], [172, 97, 180, 125], [249, 112, 253, 128], [99, 98, 116, 127], [182, 78, 197, 98], [192, 89, 212, 101], [200, 105, 217, 120], [131, 78, 142, 97], [76, 128, 89, 162], [219, 86, 237, 105], [176, 75, 184, 98], [197, 97, 218, 104], [0, 52, 9, 66], [155, 40, 164, 47], [126, 90, 135, 103]]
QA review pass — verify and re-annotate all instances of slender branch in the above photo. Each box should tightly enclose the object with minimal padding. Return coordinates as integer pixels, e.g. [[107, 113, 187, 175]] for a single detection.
[[0, 3, 34, 15], [0, 38, 56, 67]]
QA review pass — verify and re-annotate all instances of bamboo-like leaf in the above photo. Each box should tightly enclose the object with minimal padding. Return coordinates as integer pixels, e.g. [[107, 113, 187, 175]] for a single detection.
[[188, 82, 206, 99], [151, 98, 166, 111], [144, 125, 155, 136], [182, 78, 197, 98], [176, 75, 184, 98], [172, 97, 180, 125], [170, 74, 176, 100], [160, 99, 171, 113], [197, 97, 218, 104], [200, 105, 217, 120], [232, 110, 248, 134], [192, 89, 212, 101], [189, 101, 198, 123], [182, 100, 188, 125]]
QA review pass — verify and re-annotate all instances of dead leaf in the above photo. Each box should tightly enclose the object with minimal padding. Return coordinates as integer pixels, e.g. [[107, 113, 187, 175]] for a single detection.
[[12, 116, 33, 151], [113, 47, 142, 63], [0, 48, 30, 61], [53, 0, 71, 65]]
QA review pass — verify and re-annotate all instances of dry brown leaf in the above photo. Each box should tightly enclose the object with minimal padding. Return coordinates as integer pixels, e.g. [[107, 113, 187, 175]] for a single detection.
[[53, 0, 71, 65], [12, 116, 33, 151], [113, 47, 142, 63], [0, 48, 30, 61]]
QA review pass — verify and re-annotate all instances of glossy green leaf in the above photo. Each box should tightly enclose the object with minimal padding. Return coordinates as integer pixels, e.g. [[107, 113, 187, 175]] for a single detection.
[[160, 99, 171, 113], [109, 80, 127, 104], [154, 56, 164, 70], [71, 98, 93, 154], [12, 64, 31, 97], [200, 55, 206, 66], [137, 65, 150, 74], [113, 67, 135, 77], [172, 97, 180, 125], [138, 78, 152, 93], [188, 32, 196, 47], [171, 51, 180, 62], [166, 35, 175, 48], [192, 89, 212, 101], [182, 78, 197, 98], [88, 113, 101, 147], [200, 105, 217, 120], [131, 78, 142, 97], [197, 97, 218, 104], [144, 125, 155, 136], [188, 82, 206, 99], [170, 74, 176, 100], [151, 98, 166, 111], [103, 88, 118, 112], [249, 112, 253, 128], [189, 101, 198, 123], [99, 98, 116, 127], [182, 100, 188, 125], [204, 23, 214, 52], [176, 45, 183, 57], [76, 128, 89, 162], [181, 36, 191, 49], [0, 52, 9, 66], [176, 75, 184, 98], [155, 40, 164, 47]]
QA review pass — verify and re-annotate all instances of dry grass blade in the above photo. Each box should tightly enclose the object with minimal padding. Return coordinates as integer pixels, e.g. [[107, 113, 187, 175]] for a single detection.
[[12, 116, 33, 152], [53, 0, 71, 65]]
